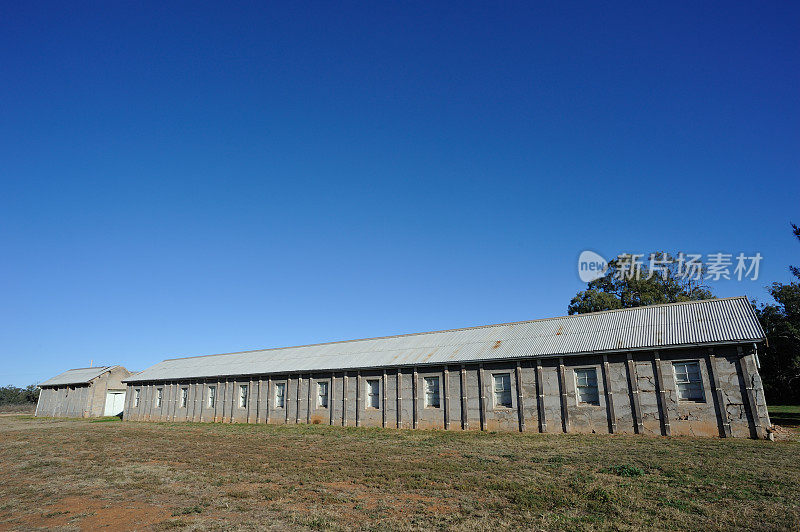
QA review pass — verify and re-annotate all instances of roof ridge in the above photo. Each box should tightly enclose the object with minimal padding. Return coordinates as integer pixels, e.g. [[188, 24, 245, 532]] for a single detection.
[[161, 297, 747, 362]]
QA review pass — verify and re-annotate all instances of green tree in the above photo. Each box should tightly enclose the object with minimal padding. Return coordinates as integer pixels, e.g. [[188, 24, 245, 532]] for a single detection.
[[753, 224, 800, 404], [0, 384, 40, 405], [569, 252, 714, 315]]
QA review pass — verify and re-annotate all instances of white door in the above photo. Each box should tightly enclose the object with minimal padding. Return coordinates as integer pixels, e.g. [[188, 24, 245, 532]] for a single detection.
[[104, 391, 126, 416]]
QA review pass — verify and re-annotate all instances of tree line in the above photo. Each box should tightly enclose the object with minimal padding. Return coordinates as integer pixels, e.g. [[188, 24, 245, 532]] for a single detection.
[[0, 384, 39, 406]]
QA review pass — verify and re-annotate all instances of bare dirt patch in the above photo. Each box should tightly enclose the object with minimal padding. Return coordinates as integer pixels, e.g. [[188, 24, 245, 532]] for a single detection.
[[21, 495, 171, 530]]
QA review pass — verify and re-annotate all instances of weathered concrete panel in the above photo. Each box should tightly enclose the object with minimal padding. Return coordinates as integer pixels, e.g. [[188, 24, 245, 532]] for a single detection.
[[415, 369, 445, 430], [661, 350, 723, 437], [358, 370, 383, 428], [539, 360, 563, 433], [482, 363, 518, 432], [565, 356, 609, 434], [122, 346, 772, 439]]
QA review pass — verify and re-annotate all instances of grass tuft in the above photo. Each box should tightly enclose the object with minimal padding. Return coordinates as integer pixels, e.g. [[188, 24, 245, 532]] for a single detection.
[[602, 464, 645, 477]]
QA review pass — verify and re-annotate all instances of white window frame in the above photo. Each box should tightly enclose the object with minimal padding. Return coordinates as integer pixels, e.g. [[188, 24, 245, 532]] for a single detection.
[[672, 360, 705, 402], [208, 385, 216, 408], [156, 388, 163, 408], [317, 381, 329, 408], [275, 382, 286, 408], [424, 376, 440, 408], [366, 379, 380, 409], [180, 387, 188, 408], [574, 368, 600, 405], [134, 389, 140, 407], [239, 384, 248, 408], [492, 373, 513, 408]]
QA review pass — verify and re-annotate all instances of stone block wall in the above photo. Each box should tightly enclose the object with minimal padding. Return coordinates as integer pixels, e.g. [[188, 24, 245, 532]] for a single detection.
[[123, 345, 771, 439]]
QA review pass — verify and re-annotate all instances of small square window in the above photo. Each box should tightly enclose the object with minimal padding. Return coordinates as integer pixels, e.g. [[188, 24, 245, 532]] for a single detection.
[[134, 389, 140, 407], [424, 376, 440, 408], [180, 387, 188, 408], [208, 386, 216, 408], [275, 382, 286, 408], [317, 382, 329, 408], [239, 385, 248, 408], [673, 361, 704, 401], [156, 388, 163, 408], [493, 373, 512, 408], [575, 368, 599, 405], [366, 379, 380, 409]]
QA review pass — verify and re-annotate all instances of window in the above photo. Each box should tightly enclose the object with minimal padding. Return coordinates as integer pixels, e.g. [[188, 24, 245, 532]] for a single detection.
[[208, 386, 216, 408], [673, 361, 704, 401], [493, 373, 512, 407], [317, 382, 329, 408], [156, 388, 163, 408], [239, 385, 248, 408], [366, 379, 380, 409], [275, 382, 286, 408], [134, 389, 140, 407], [575, 368, 599, 405], [424, 376, 440, 408], [180, 387, 188, 408]]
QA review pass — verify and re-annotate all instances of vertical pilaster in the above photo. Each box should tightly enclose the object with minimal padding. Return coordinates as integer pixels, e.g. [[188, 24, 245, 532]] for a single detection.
[[295, 375, 302, 424], [601, 355, 617, 434], [412, 367, 419, 429], [171, 382, 177, 422], [285, 376, 291, 424], [558, 358, 570, 433], [256, 378, 262, 424], [626, 353, 644, 434], [147, 385, 155, 421], [221, 379, 228, 423], [264, 375, 272, 423], [192, 381, 200, 422], [355, 371, 361, 427], [342, 373, 348, 426], [185, 381, 192, 422], [515, 361, 525, 432], [307, 375, 313, 424], [247, 378, 254, 423], [329, 375, 335, 425], [478, 364, 487, 431], [443, 367, 450, 430], [215, 380, 221, 422], [707, 348, 732, 437], [737, 346, 765, 439], [230, 379, 236, 423], [199, 382, 206, 423], [460, 365, 468, 430], [396, 369, 403, 428], [382, 369, 387, 428], [652, 351, 672, 436]]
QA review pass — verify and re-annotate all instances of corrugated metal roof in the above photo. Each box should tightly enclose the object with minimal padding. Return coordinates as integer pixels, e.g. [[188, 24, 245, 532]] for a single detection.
[[40, 366, 116, 387], [125, 297, 765, 383]]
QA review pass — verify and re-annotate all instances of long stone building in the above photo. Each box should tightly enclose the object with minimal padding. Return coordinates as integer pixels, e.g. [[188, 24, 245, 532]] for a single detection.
[[36, 366, 133, 418], [123, 297, 771, 438]]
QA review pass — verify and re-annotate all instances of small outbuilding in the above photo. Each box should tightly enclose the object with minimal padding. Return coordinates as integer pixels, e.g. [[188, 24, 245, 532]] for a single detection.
[[36, 366, 134, 418]]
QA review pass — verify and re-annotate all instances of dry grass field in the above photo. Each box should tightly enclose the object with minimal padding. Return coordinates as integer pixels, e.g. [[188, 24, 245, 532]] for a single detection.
[[0, 411, 798, 531]]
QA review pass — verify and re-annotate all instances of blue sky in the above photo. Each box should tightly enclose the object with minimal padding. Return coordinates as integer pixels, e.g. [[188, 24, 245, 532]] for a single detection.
[[1, 2, 798, 386]]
